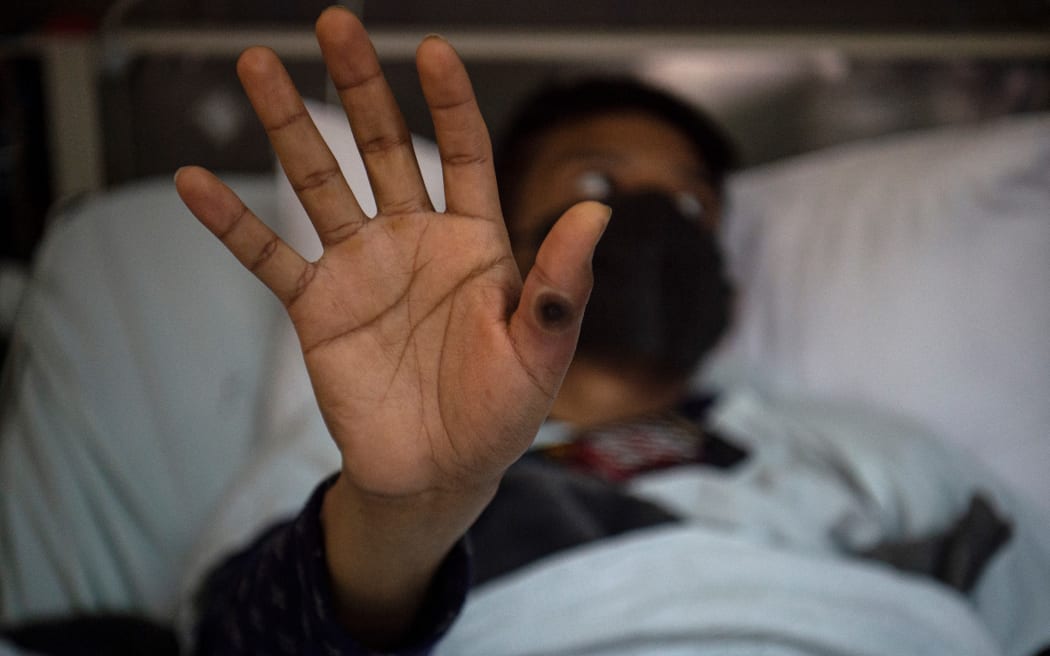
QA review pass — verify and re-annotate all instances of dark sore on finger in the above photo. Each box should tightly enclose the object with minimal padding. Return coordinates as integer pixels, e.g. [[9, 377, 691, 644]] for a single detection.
[[536, 292, 574, 330]]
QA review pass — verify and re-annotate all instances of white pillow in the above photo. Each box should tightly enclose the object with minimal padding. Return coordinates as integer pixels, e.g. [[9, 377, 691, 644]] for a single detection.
[[707, 113, 1050, 510], [0, 176, 280, 623]]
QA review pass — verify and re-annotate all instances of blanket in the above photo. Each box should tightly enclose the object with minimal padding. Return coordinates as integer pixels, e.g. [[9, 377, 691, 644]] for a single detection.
[[439, 391, 1050, 656], [438, 524, 1002, 656]]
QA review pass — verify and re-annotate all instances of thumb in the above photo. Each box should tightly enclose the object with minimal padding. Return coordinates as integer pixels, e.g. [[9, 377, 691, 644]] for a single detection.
[[508, 200, 611, 394]]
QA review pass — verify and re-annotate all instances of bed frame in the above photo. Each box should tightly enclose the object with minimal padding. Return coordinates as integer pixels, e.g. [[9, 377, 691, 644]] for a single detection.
[[4, 26, 1049, 204]]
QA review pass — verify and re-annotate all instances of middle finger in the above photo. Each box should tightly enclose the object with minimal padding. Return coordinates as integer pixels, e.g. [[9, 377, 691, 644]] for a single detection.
[[317, 8, 433, 217]]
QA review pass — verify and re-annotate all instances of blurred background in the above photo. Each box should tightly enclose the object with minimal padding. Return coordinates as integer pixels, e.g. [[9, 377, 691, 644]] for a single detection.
[[1, 0, 1049, 357]]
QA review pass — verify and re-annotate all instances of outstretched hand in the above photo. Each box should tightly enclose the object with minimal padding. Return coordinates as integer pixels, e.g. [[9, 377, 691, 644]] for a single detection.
[[176, 7, 608, 643]]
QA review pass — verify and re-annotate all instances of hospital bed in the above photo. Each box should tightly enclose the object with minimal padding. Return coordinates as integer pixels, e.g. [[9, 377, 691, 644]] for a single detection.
[[0, 20, 1048, 656]]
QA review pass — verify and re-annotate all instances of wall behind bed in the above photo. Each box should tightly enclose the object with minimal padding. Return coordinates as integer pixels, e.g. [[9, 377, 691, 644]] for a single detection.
[[5, 0, 1050, 200]]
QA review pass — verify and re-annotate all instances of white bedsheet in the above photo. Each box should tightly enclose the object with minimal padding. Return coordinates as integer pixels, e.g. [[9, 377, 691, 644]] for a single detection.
[[434, 390, 1050, 656], [440, 525, 1002, 656]]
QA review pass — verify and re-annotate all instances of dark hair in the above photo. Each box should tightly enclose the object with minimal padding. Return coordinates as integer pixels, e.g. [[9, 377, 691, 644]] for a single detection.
[[494, 76, 738, 219]]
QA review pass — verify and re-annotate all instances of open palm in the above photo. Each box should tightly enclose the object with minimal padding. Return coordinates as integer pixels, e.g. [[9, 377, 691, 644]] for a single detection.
[[176, 9, 608, 503]]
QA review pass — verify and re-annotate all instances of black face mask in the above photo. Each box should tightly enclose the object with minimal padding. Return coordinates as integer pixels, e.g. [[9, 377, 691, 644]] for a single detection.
[[530, 190, 734, 377]]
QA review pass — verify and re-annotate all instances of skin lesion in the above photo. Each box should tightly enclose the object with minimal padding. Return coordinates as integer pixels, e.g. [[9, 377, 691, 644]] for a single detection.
[[536, 292, 575, 331]]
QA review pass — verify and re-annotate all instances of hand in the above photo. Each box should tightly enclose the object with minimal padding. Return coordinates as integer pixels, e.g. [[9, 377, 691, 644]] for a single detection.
[[176, 7, 608, 644]]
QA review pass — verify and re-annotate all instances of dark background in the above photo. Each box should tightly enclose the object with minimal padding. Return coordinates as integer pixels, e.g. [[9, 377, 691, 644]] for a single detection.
[[5, 0, 1050, 32]]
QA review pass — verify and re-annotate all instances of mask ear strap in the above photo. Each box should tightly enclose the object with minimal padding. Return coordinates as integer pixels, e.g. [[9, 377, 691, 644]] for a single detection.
[[674, 191, 705, 222], [575, 170, 616, 201]]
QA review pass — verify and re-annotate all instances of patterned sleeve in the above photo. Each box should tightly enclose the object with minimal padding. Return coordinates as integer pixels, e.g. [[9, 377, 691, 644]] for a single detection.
[[191, 475, 471, 656]]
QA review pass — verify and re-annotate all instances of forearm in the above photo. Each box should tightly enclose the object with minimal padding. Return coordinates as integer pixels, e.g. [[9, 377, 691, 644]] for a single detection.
[[320, 473, 496, 649]]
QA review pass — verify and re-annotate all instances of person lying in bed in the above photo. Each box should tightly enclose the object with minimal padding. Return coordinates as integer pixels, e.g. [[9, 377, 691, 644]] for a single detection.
[[175, 7, 1050, 655]]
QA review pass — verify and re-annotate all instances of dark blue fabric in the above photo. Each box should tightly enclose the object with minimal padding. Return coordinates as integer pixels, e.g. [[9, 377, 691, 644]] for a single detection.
[[192, 474, 470, 656]]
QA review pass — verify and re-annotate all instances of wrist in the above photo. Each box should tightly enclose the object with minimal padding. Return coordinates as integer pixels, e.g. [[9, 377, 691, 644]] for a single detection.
[[319, 473, 494, 646]]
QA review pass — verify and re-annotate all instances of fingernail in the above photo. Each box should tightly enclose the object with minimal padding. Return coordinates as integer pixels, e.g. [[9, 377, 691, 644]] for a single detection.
[[173, 167, 185, 184], [424, 33, 448, 42]]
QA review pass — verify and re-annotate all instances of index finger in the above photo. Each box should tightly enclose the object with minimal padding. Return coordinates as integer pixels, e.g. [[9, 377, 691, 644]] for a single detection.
[[416, 36, 502, 221]]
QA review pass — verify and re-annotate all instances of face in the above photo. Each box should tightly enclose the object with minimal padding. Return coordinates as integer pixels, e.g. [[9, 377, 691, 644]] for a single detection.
[[506, 110, 721, 272], [504, 109, 734, 380]]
